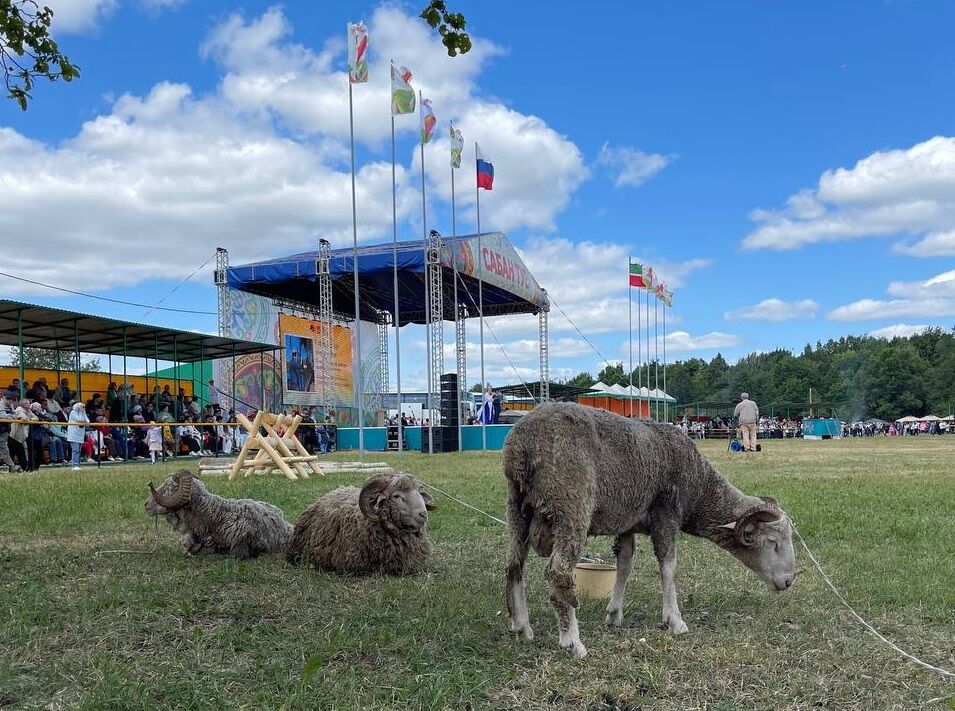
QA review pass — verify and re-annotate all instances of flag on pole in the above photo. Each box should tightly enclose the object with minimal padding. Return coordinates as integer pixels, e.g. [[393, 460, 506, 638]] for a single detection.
[[476, 144, 494, 190], [419, 93, 436, 144], [662, 289, 674, 307], [450, 122, 464, 169], [629, 262, 647, 288], [347, 23, 369, 84], [390, 63, 415, 114], [644, 266, 656, 290]]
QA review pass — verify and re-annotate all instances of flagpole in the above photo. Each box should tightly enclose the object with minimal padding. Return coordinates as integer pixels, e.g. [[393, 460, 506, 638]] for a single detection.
[[637, 266, 649, 418], [451, 164, 462, 452], [628, 257, 633, 419], [663, 301, 668, 423], [348, 80, 364, 453], [390, 111, 403, 453], [476, 141, 486, 451], [654, 295, 659, 422], [646, 286, 651, 421], [421, 127, 433, 455]]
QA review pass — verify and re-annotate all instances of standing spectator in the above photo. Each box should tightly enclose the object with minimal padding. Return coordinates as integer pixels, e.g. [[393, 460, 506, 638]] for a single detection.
[[40, 400, 67, 464], [106, 382, 118, 409], [54, 378, 74, 406], [10, 398, 33, 470], [67, 402, 90, 471], [207, 379, 221, 414], [28, 402, 49, 469], [146, 421, 164, 464], [733, 392, 760, 453], [0, 392, 20, 472]]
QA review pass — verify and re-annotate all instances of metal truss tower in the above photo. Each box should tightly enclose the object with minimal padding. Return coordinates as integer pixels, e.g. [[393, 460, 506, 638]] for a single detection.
[[377, 310, 390, 410], [539, 288, 550, 402], [317, 238, 333, 417], [426, 230, 444, 427], [214, 247, 231, 337], [455, 303, 467, 420]]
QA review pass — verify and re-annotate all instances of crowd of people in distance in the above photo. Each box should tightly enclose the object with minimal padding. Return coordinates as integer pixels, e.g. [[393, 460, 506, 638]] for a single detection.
[[0, 376, 236, 473], [848, 419, 950, 436]]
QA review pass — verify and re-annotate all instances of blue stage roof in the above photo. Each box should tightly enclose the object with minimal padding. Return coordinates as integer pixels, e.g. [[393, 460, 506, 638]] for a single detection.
[[227, 233, 548, 327]]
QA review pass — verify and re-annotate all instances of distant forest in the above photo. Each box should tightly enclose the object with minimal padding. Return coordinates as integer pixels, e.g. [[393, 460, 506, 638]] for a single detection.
[[562, 327, 955, 421]]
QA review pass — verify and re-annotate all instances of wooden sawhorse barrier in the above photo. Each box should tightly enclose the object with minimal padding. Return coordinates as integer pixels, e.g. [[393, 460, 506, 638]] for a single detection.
[[228, 411, 323, 481]]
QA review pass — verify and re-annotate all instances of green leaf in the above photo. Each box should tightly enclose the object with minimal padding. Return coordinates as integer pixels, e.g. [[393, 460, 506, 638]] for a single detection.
[[301, 653, 323, 683]]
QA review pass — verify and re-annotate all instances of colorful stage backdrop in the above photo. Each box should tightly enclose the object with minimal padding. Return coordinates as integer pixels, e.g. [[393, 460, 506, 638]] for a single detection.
[[214, 289, 382, 425]]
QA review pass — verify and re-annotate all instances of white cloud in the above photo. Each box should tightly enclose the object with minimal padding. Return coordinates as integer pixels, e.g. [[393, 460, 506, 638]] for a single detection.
[[828, 269, 955, 321], [867, 323, 932, 339], [663, 330, 742, 353], [743, 136, 955, 252], [0, 7, 589, 295], [597, 143, 675, 187], [893, 229, 955, 257], [724, 298, 819, 322], [46, 0, 116, 33]]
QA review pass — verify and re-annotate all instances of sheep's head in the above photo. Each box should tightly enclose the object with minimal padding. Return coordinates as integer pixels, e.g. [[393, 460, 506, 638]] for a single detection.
[[358, 471, 435, 532], [144, 470, 203, 516], [717, 497, 795, 592]]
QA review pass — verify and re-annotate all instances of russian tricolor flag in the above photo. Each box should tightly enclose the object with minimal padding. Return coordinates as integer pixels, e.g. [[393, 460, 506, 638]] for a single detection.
[[476, 144, 494, 190]]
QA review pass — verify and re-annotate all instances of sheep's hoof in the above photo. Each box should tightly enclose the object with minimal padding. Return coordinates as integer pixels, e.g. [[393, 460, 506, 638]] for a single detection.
[[509, 620, 534, 640], [604, 608, 623, 627], [560, 640, 588, 659], [665, 617, 689, 635]]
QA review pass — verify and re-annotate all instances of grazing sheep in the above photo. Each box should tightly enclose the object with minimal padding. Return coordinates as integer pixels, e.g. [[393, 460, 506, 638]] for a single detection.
[[286, 471, 435, 575], [503, 402, 795, 659], [144, 469, 293, 559]]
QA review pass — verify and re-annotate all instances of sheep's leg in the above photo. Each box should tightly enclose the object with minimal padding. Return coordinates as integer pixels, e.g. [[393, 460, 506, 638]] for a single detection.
[[651, 528, 687, 635], [546, 525, 588, 659], [605, 533, 636, 627], [505, 489, 533, 641], [229, 540, 253, 560]]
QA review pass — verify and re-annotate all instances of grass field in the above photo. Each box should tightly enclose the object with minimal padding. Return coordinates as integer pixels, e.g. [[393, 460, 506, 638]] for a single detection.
[[1, 437, 953, 710]]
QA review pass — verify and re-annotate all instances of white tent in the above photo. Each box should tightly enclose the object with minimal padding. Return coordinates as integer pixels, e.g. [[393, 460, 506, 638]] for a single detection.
[[919, 414, 941, 422], [896, 415, 919, 423]]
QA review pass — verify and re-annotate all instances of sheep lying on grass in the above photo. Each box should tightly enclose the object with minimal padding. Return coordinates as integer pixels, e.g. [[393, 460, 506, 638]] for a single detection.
[[286, 470, 435, 575], [145, 469, 293, 559], [503, 402, 795, 659]]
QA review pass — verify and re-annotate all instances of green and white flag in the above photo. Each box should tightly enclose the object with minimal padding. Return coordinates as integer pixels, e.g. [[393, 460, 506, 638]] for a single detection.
[[391, 63, 415, 115], [450, 122, 464, 168]]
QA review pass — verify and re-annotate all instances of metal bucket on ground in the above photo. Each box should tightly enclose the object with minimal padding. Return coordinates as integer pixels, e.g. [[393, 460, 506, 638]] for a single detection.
[[574, 562, 617, 599]]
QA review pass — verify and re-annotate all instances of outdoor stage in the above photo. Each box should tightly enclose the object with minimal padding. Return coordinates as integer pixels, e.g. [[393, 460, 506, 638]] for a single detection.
[[216, 232, 551, 451]]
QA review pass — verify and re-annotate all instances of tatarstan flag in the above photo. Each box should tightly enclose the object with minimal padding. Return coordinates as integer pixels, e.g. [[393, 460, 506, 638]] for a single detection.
[[629, 262, 647, 288]]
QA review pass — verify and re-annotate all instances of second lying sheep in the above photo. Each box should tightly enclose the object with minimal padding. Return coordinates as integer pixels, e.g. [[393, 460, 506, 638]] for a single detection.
[[286, 470, 436, 575]]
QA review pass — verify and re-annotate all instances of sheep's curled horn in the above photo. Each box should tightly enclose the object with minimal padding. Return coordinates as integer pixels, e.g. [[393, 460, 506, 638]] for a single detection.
[[358, 473, 399, 522], [733, 496, 782, 548], [148, 470, 194, 510]]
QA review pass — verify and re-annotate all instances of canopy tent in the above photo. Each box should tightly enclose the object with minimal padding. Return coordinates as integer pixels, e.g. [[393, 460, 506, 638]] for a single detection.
[[226, 232, 549, 327], [896, 415, 920, 423], [918, 414, 941, 422], [0, 300, 276, 362], [587, 381, 676, 403]]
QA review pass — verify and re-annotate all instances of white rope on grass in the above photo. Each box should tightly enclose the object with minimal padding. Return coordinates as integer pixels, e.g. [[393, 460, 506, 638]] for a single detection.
[[421, 481, 507, 527], [93, 518, 163, 556], [792, 523, 954, 679]]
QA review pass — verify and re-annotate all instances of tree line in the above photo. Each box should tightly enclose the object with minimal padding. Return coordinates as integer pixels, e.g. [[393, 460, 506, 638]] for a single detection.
[[562, 327, 955, 421]]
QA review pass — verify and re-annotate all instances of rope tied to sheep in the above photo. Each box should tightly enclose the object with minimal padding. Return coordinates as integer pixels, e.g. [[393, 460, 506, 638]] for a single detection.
[[792, 523, 952, 679], [421, 481, 954, 680]]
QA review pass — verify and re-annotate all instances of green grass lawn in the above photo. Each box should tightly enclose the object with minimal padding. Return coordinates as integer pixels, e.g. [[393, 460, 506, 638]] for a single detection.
[[1, 438, 953, 710]]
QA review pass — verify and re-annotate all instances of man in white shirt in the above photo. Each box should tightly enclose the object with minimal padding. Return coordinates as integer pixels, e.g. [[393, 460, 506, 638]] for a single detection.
[[733, 392, 760, 452]]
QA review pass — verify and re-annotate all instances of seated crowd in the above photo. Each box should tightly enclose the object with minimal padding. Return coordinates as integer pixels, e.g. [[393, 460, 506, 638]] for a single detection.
[[0, 377, 234, 473]]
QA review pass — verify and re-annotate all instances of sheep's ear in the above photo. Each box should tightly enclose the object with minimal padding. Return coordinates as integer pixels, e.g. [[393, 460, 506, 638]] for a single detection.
[[421, 490, 436, 511]]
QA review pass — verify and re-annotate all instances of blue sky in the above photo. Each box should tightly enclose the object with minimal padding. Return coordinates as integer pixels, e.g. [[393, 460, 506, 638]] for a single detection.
[[2, 0, 954, 388]]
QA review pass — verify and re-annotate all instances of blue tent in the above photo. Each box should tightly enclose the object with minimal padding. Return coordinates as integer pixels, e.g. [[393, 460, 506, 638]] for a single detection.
[[227, 234, 548, 327]]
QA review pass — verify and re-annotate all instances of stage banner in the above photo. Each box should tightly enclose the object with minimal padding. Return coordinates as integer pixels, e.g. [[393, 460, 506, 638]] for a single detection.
[[279, 314, 354, 407], [216, 288, 382, 424], [447, 231, 548, 310]]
